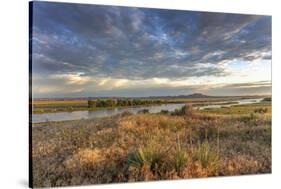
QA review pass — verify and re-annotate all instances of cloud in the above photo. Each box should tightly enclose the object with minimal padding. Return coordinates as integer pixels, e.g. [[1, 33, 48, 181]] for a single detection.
[[217, 81, 272, 90], [204, 81, 272, 96], [50, 72, 91, 85], [32, 71, 271, 98], [31, 2, 271, 97]]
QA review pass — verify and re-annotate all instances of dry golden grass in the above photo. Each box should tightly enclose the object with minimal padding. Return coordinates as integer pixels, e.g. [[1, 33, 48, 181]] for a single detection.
[[32, 103, 271, 187], [32, 99, 88, 105]]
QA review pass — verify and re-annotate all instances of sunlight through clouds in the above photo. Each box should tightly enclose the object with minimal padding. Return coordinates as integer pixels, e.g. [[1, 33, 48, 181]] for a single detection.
[[31, 2, 271, 98]]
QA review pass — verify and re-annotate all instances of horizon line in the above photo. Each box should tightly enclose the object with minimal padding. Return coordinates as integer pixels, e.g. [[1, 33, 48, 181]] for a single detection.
[[32, 93, 272, 100]]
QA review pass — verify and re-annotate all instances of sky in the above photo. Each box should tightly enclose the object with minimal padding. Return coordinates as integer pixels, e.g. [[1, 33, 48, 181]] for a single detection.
[[31, 2, 272, 98]]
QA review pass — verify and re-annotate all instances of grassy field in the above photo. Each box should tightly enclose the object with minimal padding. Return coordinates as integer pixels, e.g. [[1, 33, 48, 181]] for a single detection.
[[32, 102, 271, 187]]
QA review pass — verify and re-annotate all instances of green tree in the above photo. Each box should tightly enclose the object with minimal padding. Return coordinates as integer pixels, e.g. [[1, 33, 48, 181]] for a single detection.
[[88, 100, 96, 108]]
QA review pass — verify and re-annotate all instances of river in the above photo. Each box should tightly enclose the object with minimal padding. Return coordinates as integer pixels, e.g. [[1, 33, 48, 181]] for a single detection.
[[32, 98, 263, 123]]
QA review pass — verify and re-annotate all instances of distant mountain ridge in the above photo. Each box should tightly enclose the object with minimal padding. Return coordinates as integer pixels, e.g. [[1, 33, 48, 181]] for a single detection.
[[178, 93, 213, 98], [34, 93, 267, 101]]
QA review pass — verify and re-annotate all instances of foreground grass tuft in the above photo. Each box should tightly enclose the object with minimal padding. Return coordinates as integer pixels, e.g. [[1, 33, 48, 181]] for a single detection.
[[127, 141, 167, 174], [193, 141, 219, 175]]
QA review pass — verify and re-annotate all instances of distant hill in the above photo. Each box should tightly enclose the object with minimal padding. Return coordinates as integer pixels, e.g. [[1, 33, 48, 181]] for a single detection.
[[33, 93, 266, 101], [180, 93, 214, 98]]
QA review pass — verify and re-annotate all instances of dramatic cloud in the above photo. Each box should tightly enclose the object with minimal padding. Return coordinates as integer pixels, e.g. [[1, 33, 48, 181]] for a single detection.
[[31, 2, 272, 97]]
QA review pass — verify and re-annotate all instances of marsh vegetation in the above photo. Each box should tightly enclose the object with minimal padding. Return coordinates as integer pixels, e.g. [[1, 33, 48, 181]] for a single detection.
[[32, 101, 271, 187]]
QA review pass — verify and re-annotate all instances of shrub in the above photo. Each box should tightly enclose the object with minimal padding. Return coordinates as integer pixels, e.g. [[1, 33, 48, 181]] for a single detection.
[[239, 112, 258, 123], [87, 100, 96, 108], [66, 106, 74, 111], [172, 104, 193, 116], [262, 97, 271, 102], [160, 110, 169, 114], [254, 108, 268, 114], [120, 111, 133, 117], [182, 104, 193, 116], [138, 109, 149, 114]]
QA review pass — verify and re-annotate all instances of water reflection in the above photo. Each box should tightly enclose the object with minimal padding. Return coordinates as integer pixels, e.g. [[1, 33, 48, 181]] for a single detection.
[[32, 98, 263, 123], [32, 103, 186, 123]]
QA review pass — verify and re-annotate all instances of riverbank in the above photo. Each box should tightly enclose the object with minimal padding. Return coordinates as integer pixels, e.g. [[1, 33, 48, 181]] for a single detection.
[[33, 100, 175, 114], [32, 104, 164, 114], [32, 98, 263, 123], [32, 102, 271, 187], [32, 96, 266, 114]]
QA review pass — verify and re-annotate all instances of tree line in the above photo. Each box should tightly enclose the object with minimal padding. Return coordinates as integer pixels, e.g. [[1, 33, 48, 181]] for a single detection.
[[88, 99, 164, 108]]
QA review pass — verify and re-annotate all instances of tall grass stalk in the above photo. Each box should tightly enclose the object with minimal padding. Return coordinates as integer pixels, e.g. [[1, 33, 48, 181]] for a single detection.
[[194, 141, 219, 175], [174, 136, 188, 175], [217, 126, 220, 154]]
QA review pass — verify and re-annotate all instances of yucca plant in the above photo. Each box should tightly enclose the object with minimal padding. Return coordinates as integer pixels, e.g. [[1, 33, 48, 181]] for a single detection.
[[127, 142, 169, 173], [193, 141, 219, 175], [174, 139, 188, 174]]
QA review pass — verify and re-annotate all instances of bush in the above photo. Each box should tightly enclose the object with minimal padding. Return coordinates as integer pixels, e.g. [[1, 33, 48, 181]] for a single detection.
[[240, 112, 258, 123], [262, 97, 271, 102], [254, 108, 268, 114], [160, 110, 169, 114], [138, 109, 149, 114], [120, 111, 134, 117], [196, 126, 218, 142], [172, 104, 193, 116], [87, 100, 96, 108], [182, 104, 193, 116]]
